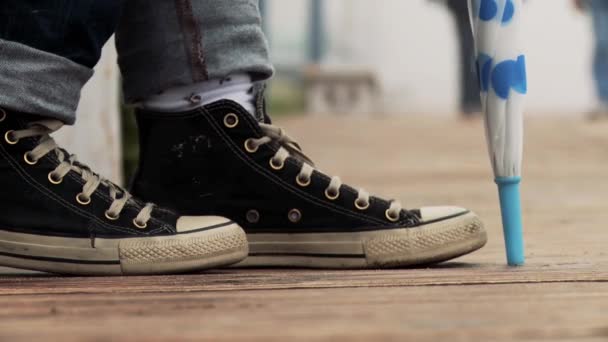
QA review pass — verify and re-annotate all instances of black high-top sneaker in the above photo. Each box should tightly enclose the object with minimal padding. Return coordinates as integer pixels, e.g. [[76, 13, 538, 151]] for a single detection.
[[132, 100, 487, 268], [0, 107, 248, 275]]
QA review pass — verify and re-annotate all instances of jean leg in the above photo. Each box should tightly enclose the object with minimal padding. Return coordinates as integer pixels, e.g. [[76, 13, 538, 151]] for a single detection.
[[116, 0, 274, 104], [0, 0, 123, 68], [0, 0, 121, 123]]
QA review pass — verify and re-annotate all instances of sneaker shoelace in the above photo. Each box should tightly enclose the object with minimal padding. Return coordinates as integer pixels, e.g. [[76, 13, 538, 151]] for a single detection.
[[245, 123, 406, 222], [7, 119, 154, 228]]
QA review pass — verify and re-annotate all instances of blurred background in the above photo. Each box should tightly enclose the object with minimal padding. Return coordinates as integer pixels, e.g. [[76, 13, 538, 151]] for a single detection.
[[56, 0, 600, 185], [263, 0, 595, 115]]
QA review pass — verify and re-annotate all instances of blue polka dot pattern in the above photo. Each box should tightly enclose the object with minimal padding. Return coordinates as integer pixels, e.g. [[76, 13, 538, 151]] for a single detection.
[[492, 55, 527, 99], [478, 0, 515, 25], [477, 53, 493, 92], [477, 54, 527, 100], [479, 0, 498, 21], [474, 0, 526, 100], [502, 0, 515, 24]]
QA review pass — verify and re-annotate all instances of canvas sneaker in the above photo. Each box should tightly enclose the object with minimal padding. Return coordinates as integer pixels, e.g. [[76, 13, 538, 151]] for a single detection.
[[131, 98, 487, 268], [0, 107, 248, 275]]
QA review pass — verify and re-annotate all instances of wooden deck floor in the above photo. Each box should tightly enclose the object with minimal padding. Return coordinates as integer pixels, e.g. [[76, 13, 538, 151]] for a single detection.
[[1, 115, 607, 341]]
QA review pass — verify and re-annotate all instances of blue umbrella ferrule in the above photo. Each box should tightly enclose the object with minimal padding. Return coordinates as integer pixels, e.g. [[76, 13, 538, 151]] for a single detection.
[[495, 176, 525, 266]]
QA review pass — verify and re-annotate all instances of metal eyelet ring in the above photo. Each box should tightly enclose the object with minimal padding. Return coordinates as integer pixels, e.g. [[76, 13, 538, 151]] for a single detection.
[[23, 152, 38, 165], [296, 175, 311, 187], [4, 131, 18, 145], [288, 208, 302, 223], [189, 94, 202, 104], [385, 209, 400, 222], [133, 219, 148, 229], [47, 172, 63, 185], [354, 199, 370, 210], [0, 108, 6, 122], [105, 211, 119, 221], [76, 193, 91, 206], [246, 209, 260, 223], [324, 188, 340, 200], [269, 157, 284, 170], [223, 113, 239, 128], [244, 139, 259, 153]]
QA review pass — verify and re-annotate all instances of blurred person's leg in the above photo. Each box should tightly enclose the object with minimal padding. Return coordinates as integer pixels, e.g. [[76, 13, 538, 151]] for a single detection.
[[0, 0, 248, 275], [590, 0, 608, 119], [128, 0, 487, 269], [447, 0, 481, 117]]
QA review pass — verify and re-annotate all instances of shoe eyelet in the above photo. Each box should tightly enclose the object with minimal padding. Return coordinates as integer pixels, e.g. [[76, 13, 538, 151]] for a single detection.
[[385, 209, 400, 222], [76, 193, 91, 206], [223, 113, 239, 128], [296, 175, 311, 187], [4, 131, 18, 145], [269, 157, 284, 170], [105, 211, 119, 221], [355, 199, 370, 210], [244, 139, 259, 153], [189, 94, 202, 104], [0, 108, 6, 122], [23, 152, 38, 165], [288, 208, 302, 223], [47, 172, 63, 185], [246, 209, 260, 223], [133, 219, 147, 229], [324, 188, 340, 200]]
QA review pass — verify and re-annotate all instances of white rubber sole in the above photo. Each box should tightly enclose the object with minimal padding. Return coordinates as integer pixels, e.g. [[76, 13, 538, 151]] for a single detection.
[[0, 222, 248, 275], [235, 211, 486, 268]]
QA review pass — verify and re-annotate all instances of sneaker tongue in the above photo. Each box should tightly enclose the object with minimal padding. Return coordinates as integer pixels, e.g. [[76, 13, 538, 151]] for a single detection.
[[252, 82, 272, 124]]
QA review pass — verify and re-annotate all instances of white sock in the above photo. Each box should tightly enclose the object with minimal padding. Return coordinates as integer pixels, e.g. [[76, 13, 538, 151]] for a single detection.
[[139, 73, 256, 115]]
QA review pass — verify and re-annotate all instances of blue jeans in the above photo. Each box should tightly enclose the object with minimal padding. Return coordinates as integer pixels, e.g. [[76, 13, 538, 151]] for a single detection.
[[0, 0, 123, 68], [0, 0, 272, 123], [591, 0, 608, 104]]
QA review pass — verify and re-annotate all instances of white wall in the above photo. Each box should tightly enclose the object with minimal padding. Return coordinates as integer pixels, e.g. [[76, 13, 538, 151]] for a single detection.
[[268, 0, 596, 115], [54, 38, 122, 184]]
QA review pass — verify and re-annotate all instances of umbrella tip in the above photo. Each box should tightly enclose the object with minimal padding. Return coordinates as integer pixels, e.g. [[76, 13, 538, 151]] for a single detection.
[[495, 177, 525, 266]]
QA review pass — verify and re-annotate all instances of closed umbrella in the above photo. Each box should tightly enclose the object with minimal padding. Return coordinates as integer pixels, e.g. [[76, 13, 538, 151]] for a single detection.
[[468, 0, 527, 265]]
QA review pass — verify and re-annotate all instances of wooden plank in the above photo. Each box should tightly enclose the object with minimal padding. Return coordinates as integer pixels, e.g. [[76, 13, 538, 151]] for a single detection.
[[0, 263, 607, 296], [0, 283, 607, 341]]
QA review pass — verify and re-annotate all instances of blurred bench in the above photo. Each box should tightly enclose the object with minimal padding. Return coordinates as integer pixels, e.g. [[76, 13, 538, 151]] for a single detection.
[[303, 66, 379, 116]]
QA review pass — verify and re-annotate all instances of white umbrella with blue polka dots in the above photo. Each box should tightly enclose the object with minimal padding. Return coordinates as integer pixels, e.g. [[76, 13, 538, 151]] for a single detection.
[[469, 0, 527, 266]]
